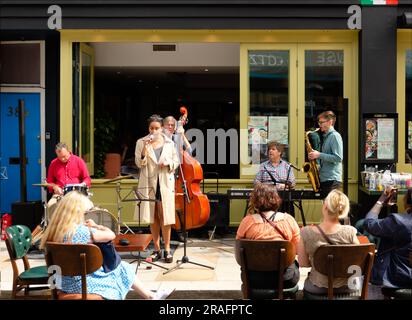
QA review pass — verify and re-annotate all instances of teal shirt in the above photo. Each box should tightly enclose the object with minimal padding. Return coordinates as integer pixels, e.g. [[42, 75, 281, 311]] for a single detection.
[[319, 127, 343, 182]]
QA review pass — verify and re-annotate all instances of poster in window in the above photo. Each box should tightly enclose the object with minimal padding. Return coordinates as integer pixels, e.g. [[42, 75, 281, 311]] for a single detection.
[[268, 116, 288, 145], [248, 116, 268, 164], [248, 116, 267, 144], [408, 121, 412, 150], [362, 113, 398, 163]]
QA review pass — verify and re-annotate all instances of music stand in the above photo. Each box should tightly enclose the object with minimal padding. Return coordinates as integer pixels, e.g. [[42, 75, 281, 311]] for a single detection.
[[118, 186, 168, 270], [103, 175, 136, 234], [163, 157, 214, 275]]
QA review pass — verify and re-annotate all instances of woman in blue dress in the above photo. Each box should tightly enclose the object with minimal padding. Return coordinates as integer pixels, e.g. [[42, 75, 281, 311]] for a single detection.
[[40, 191, 172, 300]]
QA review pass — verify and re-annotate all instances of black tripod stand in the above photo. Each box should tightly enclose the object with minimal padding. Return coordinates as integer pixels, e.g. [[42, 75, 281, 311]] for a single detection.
[[163, 164, 214, 275]]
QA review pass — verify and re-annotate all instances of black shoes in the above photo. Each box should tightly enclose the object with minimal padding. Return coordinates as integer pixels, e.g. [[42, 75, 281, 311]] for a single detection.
[[164, 250, 173, 263], [148, 250, 173, 263], [149, 250, 162, 262]]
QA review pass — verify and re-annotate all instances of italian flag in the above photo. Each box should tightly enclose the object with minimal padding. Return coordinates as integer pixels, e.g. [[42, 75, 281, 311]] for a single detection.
[[360, 0, 398, 5]]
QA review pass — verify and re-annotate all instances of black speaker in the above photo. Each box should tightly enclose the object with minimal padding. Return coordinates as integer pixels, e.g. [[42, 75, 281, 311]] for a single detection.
[[11, 201, 43, 231], [205, 193, 229, 227]]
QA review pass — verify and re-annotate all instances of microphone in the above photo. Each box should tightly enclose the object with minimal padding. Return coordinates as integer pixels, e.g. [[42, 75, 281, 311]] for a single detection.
[[289, 163, 302, 172]]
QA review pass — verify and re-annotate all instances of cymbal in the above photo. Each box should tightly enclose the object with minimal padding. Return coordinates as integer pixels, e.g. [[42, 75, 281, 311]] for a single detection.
[[33, 183, 54, 187], [103, 174, 136, 184]]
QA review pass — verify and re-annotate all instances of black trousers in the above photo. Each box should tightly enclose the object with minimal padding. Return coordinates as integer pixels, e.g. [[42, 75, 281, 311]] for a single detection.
[[320, 180, 342, 199]]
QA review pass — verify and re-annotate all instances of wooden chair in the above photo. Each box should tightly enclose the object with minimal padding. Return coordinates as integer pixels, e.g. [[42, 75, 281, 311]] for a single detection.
[[236, 239, 298, 300], [44, 242, 105, 300], [4, 225, 50, 299], [306, 244, 375, 300]]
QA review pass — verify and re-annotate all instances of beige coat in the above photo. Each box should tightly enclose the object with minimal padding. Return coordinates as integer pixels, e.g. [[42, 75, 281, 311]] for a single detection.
[[134, 134, 179, 225]]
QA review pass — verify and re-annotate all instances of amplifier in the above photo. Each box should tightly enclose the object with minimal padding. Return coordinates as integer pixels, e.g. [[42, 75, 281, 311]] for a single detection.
[[205, 193, 229, 227], [11, 201, 43, 231]]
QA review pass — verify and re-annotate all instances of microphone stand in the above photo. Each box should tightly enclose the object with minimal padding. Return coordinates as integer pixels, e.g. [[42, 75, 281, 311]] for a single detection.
[[163, 132, 214, 275], [283, 165, 293, 217], [288, 164, 307, 226]]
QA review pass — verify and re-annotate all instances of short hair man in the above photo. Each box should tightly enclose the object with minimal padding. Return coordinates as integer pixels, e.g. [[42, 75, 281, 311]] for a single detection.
[[46, 142, 91, 206]]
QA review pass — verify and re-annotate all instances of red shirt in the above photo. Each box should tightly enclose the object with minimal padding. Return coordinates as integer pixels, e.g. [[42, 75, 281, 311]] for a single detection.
[[46, 153, 91, 193]]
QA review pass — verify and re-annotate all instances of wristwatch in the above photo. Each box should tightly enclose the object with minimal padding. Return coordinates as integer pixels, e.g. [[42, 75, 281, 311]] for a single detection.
[[376, 200, 383, 205]]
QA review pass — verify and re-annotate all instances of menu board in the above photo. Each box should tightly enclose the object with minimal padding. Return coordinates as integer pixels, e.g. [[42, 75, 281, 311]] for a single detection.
[[362, 113, 398, 163]]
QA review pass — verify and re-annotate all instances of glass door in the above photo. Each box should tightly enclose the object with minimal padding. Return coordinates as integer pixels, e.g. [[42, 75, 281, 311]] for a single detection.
[[240, 44, 298, 177], [241, 43, 355, 187], [74, 43, 95, 174], [297, 44, 355, 188]]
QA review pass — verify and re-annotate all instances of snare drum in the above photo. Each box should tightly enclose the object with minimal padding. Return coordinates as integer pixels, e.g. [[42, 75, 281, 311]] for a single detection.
[[85, 207, 119, 234], [63, 183, 89, 196]]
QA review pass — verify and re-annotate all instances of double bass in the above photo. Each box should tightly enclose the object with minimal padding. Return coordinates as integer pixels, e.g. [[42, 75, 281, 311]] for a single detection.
[[173, 107, 210, 231]]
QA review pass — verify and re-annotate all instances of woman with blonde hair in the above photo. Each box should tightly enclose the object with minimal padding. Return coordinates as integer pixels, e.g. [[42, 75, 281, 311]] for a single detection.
[[297, 189, 359, 295], [40, 191, 172, 300]]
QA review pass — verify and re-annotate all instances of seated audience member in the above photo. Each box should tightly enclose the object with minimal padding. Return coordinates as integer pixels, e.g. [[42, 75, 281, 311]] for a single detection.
[[298, 189, 360, 294], [236, 182, 301, 288], [39, 191, 173, 300], [363, 187, 412, 288]]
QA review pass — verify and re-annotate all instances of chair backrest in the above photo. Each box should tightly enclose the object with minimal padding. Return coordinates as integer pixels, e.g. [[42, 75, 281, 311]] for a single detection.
[[236, 239, 296, 299], [45, 242, 103, 300], [5, 225, 32, 259], [313, 244, 375, 299]]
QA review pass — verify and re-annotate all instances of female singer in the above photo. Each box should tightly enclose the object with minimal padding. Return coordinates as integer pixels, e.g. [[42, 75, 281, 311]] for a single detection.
[[135, 114, 179, 263]]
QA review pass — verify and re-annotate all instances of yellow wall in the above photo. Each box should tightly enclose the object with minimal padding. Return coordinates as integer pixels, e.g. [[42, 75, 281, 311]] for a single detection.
[[61, 29, 359, 226], [397, 30, 412, 174]]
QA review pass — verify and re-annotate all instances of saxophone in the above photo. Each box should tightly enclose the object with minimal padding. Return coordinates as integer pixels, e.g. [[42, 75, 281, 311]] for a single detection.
[[303, 129, 321, 192]]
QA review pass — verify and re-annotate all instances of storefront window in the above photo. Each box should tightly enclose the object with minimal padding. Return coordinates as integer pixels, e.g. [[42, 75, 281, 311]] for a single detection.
[[304, 50, 344, 151], [248, 50, 290, 163], [81, 51, 92, 163], [406, 49, 412, 162]]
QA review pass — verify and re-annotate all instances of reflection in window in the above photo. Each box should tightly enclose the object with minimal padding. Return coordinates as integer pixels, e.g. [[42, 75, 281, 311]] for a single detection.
[[248, 50, 290, 163], [304, 50, 344, 154], [406, 50, 412, 163], [81, 52, 92, 163]]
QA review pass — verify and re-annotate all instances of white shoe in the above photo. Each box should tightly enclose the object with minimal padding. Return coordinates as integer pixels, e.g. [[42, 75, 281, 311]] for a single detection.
[[152, 288, 175, 300]]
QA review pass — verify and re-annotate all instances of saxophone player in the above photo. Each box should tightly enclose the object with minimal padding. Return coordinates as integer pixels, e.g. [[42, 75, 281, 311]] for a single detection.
[[308, 111, 343, 198]]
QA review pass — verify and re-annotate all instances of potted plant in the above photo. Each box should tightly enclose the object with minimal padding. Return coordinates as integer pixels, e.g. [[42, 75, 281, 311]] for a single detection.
[[94, 112, 120, 178]]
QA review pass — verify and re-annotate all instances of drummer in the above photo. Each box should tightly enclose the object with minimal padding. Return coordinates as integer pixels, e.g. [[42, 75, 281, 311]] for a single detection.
[[46, 142, 91, 207]]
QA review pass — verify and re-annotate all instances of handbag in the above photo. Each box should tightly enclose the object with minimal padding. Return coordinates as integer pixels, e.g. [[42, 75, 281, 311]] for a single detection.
[[315, 224, 335, 245], [94, 241, 122, 273]]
